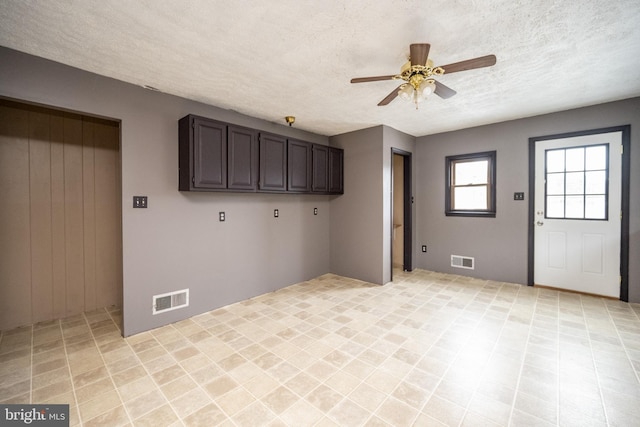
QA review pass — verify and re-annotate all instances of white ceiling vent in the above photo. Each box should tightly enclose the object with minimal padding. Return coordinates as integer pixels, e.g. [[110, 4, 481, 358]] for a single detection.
[[451, 255, 474, 270], [153, 289, 189, 315]]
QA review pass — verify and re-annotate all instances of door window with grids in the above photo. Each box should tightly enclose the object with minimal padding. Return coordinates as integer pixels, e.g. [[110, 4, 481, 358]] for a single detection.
[[445, 151, 496, 217], [545, 144, 609, 220]]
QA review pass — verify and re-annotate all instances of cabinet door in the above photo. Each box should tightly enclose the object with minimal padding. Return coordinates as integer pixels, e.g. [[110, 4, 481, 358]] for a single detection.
[[259, 133, 287, 192], [228, 125, 258, 191], [193, 117, 227, 189], [312, 144, 328, 193], [287, 139, 312, 192], [329, 147, 344, 194]]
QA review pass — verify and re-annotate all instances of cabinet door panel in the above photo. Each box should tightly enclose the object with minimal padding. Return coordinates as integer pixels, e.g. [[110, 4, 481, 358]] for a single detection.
[[312, 144, 329, 193], [329, 147, 344, 194], [228, 126, 257, 190], [288, 139, 312, 192], [259, 133, 287, 191], [194, 118, 226, 189]]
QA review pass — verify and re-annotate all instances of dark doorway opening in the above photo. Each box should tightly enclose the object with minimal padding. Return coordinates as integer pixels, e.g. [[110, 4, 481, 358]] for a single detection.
[[391, 149, 412, 280]]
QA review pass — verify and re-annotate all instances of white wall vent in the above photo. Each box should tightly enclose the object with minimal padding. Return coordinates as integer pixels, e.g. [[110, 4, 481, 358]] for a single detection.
[[451, 255, 474, 270], [153, 289, 189, 315]]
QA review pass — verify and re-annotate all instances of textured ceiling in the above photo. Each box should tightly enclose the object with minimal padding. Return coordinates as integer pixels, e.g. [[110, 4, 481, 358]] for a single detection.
[[1, 0, 639, 137]]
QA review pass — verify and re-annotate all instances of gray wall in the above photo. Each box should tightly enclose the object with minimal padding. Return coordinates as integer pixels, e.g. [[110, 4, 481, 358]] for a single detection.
[[330, 126, 384, 284], [329, 125, 415, 285], [0, 47, 332, 335], [415, 97, 640, 302]]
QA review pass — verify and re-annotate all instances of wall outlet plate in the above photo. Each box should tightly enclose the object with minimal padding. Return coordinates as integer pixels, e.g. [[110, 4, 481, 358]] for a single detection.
[[133, 196, 148, 208], [219, 212, 225, 222], [514, 192, 525, 201], [274, 209, 279, 218], [314, 208, 318, 215], [422, 245, 427, 253]]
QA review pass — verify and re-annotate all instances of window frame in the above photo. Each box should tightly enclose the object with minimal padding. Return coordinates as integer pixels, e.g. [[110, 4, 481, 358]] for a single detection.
[[445, 150, 496, 217], [543, 143, 610, 221]]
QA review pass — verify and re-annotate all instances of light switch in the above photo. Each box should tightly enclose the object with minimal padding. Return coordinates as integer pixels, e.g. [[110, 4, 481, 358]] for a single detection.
[[514, 192, 525, 201], [219, 212, 225, 222], [133, 196, 147, 208], [314, 208, 318, 215], [274, 209, 279, 218]]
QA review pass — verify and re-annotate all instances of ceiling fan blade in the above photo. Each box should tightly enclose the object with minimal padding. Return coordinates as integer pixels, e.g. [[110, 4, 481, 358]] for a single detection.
[[438, 54, 496, 74], [434, 80, 457, 99], [350, 75, 397, 83], [410, 43, 430, 66], [378, 85, 403, 106]]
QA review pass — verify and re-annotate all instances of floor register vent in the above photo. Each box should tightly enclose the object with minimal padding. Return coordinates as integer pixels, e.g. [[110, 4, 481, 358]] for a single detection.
[[451, 255, 474, 270], [153, 289, 189, 315]]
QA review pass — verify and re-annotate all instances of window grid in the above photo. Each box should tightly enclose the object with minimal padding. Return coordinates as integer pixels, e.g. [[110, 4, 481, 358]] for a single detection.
[[544, 144, 609, 220], [451, 159, 490, 210], [445, 151, 496, 218]]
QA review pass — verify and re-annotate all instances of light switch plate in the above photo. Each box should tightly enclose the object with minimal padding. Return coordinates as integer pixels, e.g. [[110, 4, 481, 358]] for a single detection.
[[274, 209, 279, 218], [219, 212, 225, 222], [514, 192, 525, 201], [133, 196, 148, 208]]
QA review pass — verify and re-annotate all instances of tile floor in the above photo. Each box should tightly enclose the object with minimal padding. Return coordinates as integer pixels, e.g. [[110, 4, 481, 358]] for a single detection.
[[1, 269, 640, 426]]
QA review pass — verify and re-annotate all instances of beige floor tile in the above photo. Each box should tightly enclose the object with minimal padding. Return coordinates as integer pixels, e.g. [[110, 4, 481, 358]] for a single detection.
[[231, 401, 276, 426], [83, 404, 130, 427], [262, 386, 300, 414], [76, 377, 116, 404], [328, 397, 371, 426], [279, 399, 324, 427], [3, 271, 640, 426], [118, 376, 158, 403], [170, 387, 211, 418], [72, 365, 109, 388], [78, 389, 122, 422], [375, 397, 418, 426], [124, 389, 167, 420], [160, 374, 198, 401], [215, 386, 256, 416], [243, 372, 280, 399], [203, 375, 239, 399], [32, 378, 73, 402], [305, 384, 344, 413]]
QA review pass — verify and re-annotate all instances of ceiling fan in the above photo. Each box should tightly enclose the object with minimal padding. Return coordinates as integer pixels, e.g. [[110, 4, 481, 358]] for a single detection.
[[351, 43, 496, 108]]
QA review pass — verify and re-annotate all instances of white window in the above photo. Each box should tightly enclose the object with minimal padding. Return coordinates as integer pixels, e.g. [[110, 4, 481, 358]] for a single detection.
[[445, 151, 496, 217]]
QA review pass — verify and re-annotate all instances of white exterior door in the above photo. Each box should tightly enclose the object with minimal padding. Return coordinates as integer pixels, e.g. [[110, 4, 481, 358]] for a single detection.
[[534, 131, 622, 297]]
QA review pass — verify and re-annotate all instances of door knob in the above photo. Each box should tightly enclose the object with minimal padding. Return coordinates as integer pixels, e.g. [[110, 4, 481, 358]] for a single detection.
[[536, 221, 544, 226]]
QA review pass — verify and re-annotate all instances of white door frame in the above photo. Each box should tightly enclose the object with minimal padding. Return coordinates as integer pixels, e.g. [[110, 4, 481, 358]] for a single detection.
[[528, 125, 631, 301]]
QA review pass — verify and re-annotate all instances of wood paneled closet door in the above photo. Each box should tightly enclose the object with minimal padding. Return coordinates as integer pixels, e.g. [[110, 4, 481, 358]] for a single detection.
[[0, 99, 122, 331]]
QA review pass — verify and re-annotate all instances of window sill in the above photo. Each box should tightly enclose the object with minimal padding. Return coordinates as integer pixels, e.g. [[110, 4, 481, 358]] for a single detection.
[[445, 210, 496, 218]]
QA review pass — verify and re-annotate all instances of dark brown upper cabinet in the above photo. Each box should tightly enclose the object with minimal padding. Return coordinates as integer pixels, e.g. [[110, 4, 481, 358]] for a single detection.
[[179, 115, 227, 191], [259, 132, 287, 192], [312, 144, 329, 193], [287, 139, 312, 192], [179, 114, 343, 195], [227, 125, 258, 191], [329, 147, 344, 194]]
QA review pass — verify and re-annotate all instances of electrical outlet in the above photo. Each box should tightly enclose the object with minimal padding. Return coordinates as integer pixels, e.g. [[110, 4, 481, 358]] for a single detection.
[[422, 245, 427, 253], [219, 212, 225, 222], [133, 196, 148, 208], [514, 192, 525, 201], [274, 209, 279, 218], [314, 208, 318, 215]]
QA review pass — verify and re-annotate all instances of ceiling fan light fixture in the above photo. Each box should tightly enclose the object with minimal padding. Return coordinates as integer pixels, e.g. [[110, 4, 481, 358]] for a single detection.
[[419, 80, 436, 99], [398, 84, 414, 101]]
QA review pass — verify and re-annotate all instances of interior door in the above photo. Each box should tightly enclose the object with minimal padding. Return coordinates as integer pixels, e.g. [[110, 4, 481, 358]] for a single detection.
[[534, 131, 622, 297]]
